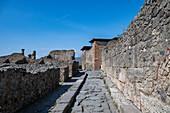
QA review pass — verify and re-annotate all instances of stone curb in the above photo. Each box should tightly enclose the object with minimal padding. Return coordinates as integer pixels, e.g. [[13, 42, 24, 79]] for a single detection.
[[48, 72, 88, 113], [103, 75, 141, 113]]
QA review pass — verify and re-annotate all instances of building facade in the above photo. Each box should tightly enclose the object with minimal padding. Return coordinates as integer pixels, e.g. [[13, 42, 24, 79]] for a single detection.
[[81, 38, 118, 70]]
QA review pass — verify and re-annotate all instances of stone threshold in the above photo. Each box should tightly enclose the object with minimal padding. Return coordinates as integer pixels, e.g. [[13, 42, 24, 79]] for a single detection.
[[102, 73, 141, 113], [48, 71, 88, 113]]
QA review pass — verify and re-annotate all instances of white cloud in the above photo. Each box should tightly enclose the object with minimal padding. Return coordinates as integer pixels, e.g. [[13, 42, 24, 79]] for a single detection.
[[56, 13, 72, 21]]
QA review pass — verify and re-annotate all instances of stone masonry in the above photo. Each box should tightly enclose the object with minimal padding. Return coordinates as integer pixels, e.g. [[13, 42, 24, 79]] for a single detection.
[[68, 60, 79, 77], [81, 38, 112, 70], [0, 49, 37, 64], [101, 0, 170, 112], [49, 50, 75, 61], [60, 66, 69, 82], [1, 0, 169, 113], [0, 64, 60, 113], [0, 49, 79, 113], [81, 46, 92, 70]]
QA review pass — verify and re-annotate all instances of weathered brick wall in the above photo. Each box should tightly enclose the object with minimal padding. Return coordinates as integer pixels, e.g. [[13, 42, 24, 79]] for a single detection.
[[0, 65, 60, 113], [81, 41, 108, 70], [93, 41, 105, 70], [102, 0, 170, 112]]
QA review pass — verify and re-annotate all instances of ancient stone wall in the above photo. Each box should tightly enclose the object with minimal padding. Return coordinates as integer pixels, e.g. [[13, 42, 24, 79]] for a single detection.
[[59, 66, 69, 82], [0, 64, 60, 113], [49, 50, 75, 61], [0, 49, 38, 64], [81, 50, 86, 70], [85, 46, 94, 70], [81, 47, 94, 70], [81, 41, 110, 70], [102, 0, 170, 112], [0, 53, 26, 64], [68, 60, 79, 77]]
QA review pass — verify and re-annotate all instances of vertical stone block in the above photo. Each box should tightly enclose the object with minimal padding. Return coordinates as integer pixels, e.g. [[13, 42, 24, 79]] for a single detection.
[[21, 49, 25, 56]]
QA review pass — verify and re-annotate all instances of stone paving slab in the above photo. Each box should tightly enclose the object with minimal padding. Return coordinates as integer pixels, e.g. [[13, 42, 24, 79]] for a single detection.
[[51, 104, 68, 112], [71, 70, 118, 113]]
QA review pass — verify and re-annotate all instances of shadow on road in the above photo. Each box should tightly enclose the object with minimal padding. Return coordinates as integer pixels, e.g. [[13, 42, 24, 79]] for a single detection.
[[16, 71, 84, 113]]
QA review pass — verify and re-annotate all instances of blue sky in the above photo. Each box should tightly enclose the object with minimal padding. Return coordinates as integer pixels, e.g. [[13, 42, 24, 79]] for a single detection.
[[0, 0, 145, 58]]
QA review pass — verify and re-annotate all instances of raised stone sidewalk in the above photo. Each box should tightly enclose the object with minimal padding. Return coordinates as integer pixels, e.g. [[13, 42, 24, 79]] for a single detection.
[[71, 70, 118, 113], [49, 71, 88, 113], [49, 70, 140, 113], [103, 75, 141, 113]]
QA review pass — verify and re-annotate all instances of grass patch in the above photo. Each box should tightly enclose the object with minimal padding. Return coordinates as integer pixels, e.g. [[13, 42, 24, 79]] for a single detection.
[[103, 78, 119, 113], [103, 79, 106, 84], [103, 79, 111, 96], [59, 80, 63, 85]]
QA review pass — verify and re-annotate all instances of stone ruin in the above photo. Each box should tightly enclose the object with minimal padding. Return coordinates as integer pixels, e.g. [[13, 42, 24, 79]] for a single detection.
[[81, 0, 170, 112], [81, 38, 118, 71], [1, 0, 170, 112], [0, 49, 79, 112], [49, 50, 75, 61], [0, 49, 36, 64]]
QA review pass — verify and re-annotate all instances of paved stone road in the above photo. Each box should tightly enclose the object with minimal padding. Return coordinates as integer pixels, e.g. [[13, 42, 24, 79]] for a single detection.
[[71, 70, 118, 113]]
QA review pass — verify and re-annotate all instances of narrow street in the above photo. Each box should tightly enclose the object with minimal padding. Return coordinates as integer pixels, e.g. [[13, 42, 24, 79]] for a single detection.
[[70, 70, 118, 113], [16, 70, 119, 113]]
